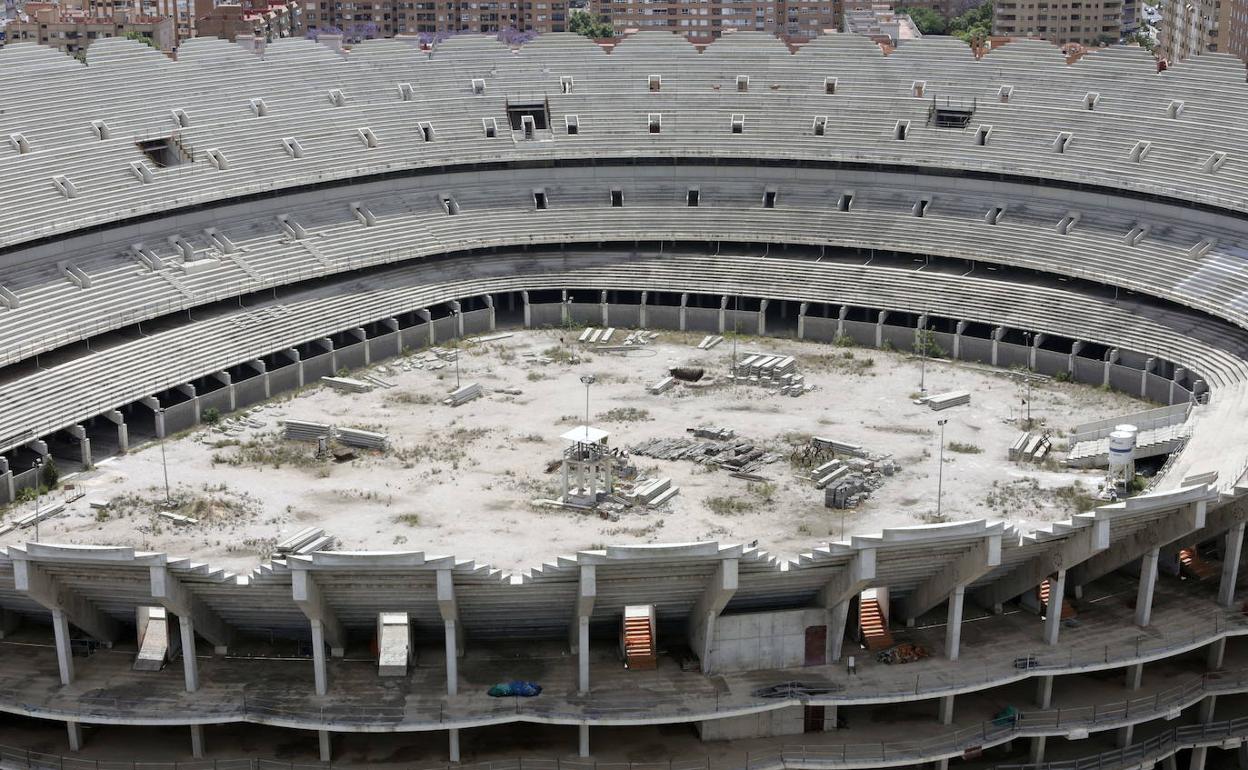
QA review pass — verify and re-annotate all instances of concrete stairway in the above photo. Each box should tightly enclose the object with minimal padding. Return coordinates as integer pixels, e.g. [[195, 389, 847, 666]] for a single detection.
[[1179, 548, 1219, 582], [622, 605, 657, 671], [1039, 578, 1076, 619], [859, 598, 893, 652]]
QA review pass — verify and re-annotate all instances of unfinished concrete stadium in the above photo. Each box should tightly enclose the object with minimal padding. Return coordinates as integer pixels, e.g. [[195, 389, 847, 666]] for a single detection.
[[0, 29, 1247, 770]]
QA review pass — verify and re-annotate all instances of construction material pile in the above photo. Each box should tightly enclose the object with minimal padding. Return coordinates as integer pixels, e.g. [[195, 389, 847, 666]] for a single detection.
[[578, 327, 617, 344], [728, 352, 810, 396], [280, 419, 389, 450], [321, 376, 373, 394], [697, 335, 724, 350], [630, 426, 782, 478], [921, 390, 971, 411], [795, 437, 897, 510], [275, 526, 337, 555], [875, 643, 930, 665], [444, 382, 483, 407], [1009, 431, 1052, 463]]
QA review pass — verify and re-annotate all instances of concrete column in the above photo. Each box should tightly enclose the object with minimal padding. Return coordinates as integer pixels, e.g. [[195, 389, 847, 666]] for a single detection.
[[66, 720, 83, 751], [1163, 754, 1178, 770], [521, 291, 531, 329], [251, 360, 270, 399], [944, 585, 965, 661], [717, 296, 727, 334], [449, 728, 461, 762], [836, 306, 848, 340], [318, 729, 331, 761], [190, 724, 204, 759], [953, 320, 967, 360], [1238, 742, 1248, 768], [875, 310, 888, 348], [1142, 357, 1156, 399], [1035, 675, 1053, 709], [0, 457, 13, 503], [1208, 638, 1226, 670], [577, 616, 590, 695], [560, 290, 569, 325], [600, 291, 609, 327], [758, 299, 768, 336], [1044, 569, 1066, 645], [1171, 367, 1187, 404], [1116, 723, 1133, 747], [1125, 662, 1144, 691], [414, 311, 433, 347], [311, 619, 328, 696], [52, 608, 75, 685], [1220, 522, 1245, 607], [938, 694, 954, 725], [797, 302, 809, 340], [828, 600, 850, 662], [678, 293, 688, 331], [286, 349, 304, 389], [1029, 736, 1046, 764], [68, 425, 91, 469], [1105, 349, 1120, 388], [484, 296, 496, 331], [212, 372, 236, 413], [1198, 694, 1217, 723], [578, 724, 590, 757], [381, 319, 400, 358], [827, 704, 839, 730], [180, 616, 199, 692], [1030, 333, 1044, 370], [1190, 746, 1207, 770], [450, 301, 464, 338], [142, 397, 167, 438], [444, 619, 459, 696], [638, 291, 648, 328], [990, 326, 1005, 366], [1135, 547, 1160, 627]]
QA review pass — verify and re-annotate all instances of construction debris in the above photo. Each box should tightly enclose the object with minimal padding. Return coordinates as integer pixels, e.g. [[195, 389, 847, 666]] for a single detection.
[[157, 511, 198, 526], [630, 428, 780, 475], [283, 419, 332, 442], [876, 643, 930, 665], [337, 427, 388, 450], [627, 477, 680, 507], [697, 335, 724, 350], [275, 526, 338, 555], [321, 376, 373, 394], [281, 420, 389, 451], [795, 438, 897, 509], [647, 376, 676, 395], [924, 390, 971, 411], [0, 502, 66, 536], [444, 382, 483, 407]]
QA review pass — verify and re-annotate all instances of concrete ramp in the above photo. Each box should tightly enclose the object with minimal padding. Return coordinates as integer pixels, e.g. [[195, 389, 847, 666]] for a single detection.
[[377, 612, 411, 677], [134, 606, 169, 672]]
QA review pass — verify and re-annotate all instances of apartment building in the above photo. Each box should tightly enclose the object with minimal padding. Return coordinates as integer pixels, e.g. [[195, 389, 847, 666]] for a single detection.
[[1157, 0, 1220, 62], [993, 0, 1125, 45], [301, 0, 567, 37], [194, 0, 301, 40], [1221, 0, 1247, 59], [592, 0, 838, 37], [842, 2, 921, 43], [3, 6, 173, 52]]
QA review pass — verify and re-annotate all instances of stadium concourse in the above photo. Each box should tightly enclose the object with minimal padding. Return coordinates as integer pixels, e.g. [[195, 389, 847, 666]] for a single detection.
[[0, 27, 1246, 770]]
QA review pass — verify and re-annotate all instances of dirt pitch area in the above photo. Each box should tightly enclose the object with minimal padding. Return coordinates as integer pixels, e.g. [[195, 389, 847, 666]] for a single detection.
[[0, 329, 1150, 572]]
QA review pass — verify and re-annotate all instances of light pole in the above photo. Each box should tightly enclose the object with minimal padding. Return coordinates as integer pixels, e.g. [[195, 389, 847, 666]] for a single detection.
[[158, 407, 171, 506], [32, 456, 43, 544], [919, 314, 928, 394], [1023, 331, 1033, 430], [580, 374, 596, 427], [936, 418, 948, 520]]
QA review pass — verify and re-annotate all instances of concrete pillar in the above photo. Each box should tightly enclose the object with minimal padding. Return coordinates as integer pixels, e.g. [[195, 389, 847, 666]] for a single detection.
[[450, 301, 464, 338], [251, 360, 270, 399], [484, 296, 496, 331], [1044, 569, 1066, 645], [758, 299, 768, 336], [875, 310, 888, 348], [836, 306, 848, 341], [52, 608, 75, 685], [1208, 638, 1226, 670], [578, 724, 590, 757], [1105, 349, 1120, 388], [1029, 736, 1046, 764], [68, 425, 91, 469], [827, 704, 839, 730], [560, 290, 570, 325], [1142, 357, 1156, 399], [797, 302, 809, 339], [449, 728, 461, 762], [180, 616, 199, 692], [639, 291, 648, 328], [945, 585, 965, 661], [142, 397, 167, 438], [1030, 333, 1044, 370], [1136, 547, 1160, 627], [102, 411, 126, 454], [415, 311, 433, 346], [577, 616, 590, 695], [66, 720, 83, 751], [381, 319, 400, 358], [1198, 694, 1217, 723], [938, 694, 954, 725], [600, 291, 609, 327], [318, 729, 331, 762], [521, 291, 531, 329], [953, 320, 968, 360], [828, 600, 850, 662], [678, 293, 688, 331], [311, 619, 328, 696], [190, 724, 204, 759], [1171, 367, 1187, 404], [286, 349, 304, 389], [1238, 742, 1248, 768], [1035, 675, 1053, 709], [0, 457, 13, 503], [718, 296, 728, 334], [1163, 754, 1178, 770], [1220, 522, 1245, 607], [444, 619, 459, 696], [1116, 723, 1133, 747], [1125, 662, 1144, 691], [990, 326, 1005, 366], [1190, 746, 1207, 770], [211, 371, 236, 413]]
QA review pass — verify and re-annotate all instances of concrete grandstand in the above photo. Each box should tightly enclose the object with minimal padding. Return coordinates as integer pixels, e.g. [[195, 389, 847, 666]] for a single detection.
[[0, 28, 1246, 770]]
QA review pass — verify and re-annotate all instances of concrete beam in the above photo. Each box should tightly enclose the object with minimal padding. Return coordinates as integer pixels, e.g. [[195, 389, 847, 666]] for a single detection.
[[974, 519, 1108, 608], [818, 550, 876, 663], [13, 558, 120, 644], [291, 570, 345, 654], [1068, 502, 1206, 588], [66, 720, 82, 752], [190, 724, 204, 759], [1043, 569, 1067, 645], [150, 566, 232, 649], [1219, 521, 1245, 607], [901, 535, 1001, 622], [689, 558, 738, 673], [571, 565, 595, 695], [438, 569, 462, 697], [1135, 547, 1160, 627]]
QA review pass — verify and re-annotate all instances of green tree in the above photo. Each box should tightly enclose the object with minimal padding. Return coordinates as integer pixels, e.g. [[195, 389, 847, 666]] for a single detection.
[[898, 6, 948, 34], [568, 9, 614, 38], [123, 30, 159, 49], [948, 0, 992, 44], [41, 457, 59, 489]]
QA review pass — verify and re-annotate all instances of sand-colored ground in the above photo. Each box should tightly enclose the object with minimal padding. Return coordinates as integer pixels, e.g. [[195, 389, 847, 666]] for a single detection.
[[0, 329, 1150, 573]]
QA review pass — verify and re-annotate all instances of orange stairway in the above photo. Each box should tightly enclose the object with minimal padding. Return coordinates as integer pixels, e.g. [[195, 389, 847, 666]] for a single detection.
[[859, 598, 894, 651], [622, 606, 657, 670], [1039, 579, 1076, 619], [1180, 548, 1219, 582]]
